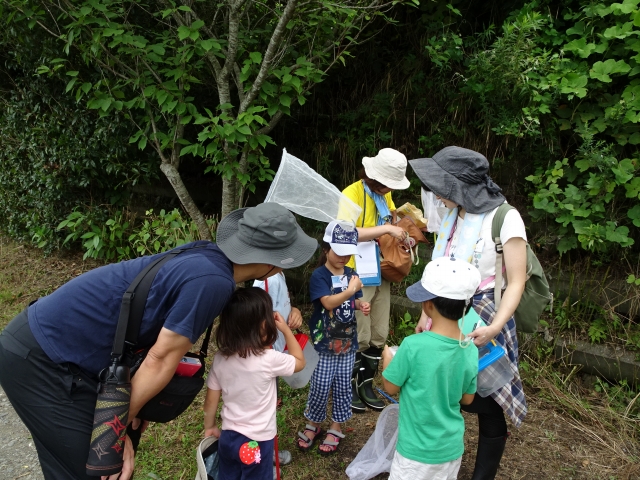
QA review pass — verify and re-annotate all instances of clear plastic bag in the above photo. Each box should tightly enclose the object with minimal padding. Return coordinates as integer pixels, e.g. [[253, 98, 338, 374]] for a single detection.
[[265, 149, 362, 224], [345, 404, 399, 480], [421, 189, 448, 233]]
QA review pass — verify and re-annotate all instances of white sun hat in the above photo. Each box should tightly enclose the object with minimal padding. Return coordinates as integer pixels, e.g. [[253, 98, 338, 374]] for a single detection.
[[362, 148, 411, 190], [406, 257, 481, 303]]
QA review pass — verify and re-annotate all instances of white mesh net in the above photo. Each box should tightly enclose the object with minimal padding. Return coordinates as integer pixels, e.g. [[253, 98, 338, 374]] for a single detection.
[[264, 149, 362, 224], [345, 404, 399, 480]]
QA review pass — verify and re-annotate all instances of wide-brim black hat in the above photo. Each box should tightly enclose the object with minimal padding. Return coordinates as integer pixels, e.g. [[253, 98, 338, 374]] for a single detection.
[[409, 146, 505, 214]]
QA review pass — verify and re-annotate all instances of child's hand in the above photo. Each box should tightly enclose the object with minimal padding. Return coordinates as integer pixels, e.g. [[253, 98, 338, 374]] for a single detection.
[[275, 312, 291, 333], [348, 275, 363, 293], [415, 311, 432, 333], [359, 301, 371, 316], [204, 426, 221, 439], [287, 307, 303, 330]]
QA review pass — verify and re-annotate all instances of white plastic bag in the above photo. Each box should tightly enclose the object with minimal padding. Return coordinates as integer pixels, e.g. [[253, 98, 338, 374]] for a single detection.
[[345, 404, 399, 480], [265, 149, 362, 224], [421, 189, 448, 233]]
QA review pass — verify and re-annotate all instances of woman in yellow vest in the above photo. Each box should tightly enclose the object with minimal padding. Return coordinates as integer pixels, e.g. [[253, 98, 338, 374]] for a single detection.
[[342, 148, 410, 412]]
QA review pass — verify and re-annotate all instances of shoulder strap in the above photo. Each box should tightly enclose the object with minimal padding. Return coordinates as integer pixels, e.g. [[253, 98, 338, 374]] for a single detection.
[[111, 246, 204, 361], [491, 203, 515, 308], [361, 181, 366, 228]]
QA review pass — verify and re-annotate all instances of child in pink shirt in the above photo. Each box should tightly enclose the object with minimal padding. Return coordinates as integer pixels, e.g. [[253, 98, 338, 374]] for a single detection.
[[203, 287, 305, 480]]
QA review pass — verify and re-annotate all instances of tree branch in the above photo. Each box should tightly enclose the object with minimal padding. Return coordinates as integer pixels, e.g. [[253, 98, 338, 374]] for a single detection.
[[239, 0, 298, 114]]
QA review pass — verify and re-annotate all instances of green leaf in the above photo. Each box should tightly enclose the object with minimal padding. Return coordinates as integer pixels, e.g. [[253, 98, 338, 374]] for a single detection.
[[558, 236, 577, 255], [560, 73, 588, 98], [250, 52, 262, 64], [590, 59, 631, 83], [65, 78, 77, 93], [280, 94, 291, 107], [628, 204, 640, 226], [102, 28, 124, 37], [177, 26, 191, 41], [66, 71, 79, 77], [564, 38, 596, 58], [138, 136, 147, 150], [200, 39, 221, 51]]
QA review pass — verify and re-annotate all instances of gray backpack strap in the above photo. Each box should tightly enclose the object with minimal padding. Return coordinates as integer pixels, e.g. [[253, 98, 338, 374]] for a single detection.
[[491, 203, 515, 309]]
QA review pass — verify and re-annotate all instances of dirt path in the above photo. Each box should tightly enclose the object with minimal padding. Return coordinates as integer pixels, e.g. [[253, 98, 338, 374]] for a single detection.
[[0, 387, 44, 480]]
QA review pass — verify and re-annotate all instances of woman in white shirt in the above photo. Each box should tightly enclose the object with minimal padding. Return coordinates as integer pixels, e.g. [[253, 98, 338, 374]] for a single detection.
[[409, 146, 528, 480]]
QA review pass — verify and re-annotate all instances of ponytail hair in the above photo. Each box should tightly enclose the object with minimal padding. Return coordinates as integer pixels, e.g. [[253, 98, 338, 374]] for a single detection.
[[317, 241, 331, 267]]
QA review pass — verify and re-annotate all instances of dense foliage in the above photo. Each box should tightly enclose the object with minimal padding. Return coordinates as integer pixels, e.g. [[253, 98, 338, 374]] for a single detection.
[[282, 0, 640, 257], [0, 0, 638, 260], [0, 79, 155, 249]]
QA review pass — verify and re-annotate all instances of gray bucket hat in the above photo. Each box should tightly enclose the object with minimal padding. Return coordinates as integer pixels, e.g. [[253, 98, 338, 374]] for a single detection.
[[409, 146, 505, 214], [217, 203, 318, 268]]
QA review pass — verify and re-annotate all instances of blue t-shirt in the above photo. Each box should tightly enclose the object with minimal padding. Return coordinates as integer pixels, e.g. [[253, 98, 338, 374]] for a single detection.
[[28, 241, 235, 375], [308, 265, 362, 355]]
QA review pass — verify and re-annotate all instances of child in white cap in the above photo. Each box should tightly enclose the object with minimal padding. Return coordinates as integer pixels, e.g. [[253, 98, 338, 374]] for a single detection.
[[296, 220, 370, 455], [381, 257, 481, 480]]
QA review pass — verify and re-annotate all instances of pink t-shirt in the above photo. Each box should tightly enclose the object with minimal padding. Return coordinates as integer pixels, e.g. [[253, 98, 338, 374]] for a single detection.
[[207, 349, 296, 441]]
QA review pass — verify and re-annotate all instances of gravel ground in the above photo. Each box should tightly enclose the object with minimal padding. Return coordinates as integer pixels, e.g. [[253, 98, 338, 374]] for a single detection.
[[0, 387, 44, 480]]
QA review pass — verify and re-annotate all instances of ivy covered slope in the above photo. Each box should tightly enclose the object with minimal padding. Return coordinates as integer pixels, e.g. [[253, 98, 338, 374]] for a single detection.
[[519, 0, 640, 254], [0, 20, 155, 250]]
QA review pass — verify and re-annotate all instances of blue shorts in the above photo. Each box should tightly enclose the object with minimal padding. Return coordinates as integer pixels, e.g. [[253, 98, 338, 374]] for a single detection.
[[218, 430, 274, 480]]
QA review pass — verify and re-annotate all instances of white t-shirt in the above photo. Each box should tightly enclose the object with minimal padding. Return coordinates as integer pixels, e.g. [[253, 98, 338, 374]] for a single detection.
[[207, 349, 296, 441], [254, 272, 291, 351], [448, 206, 526, 290]]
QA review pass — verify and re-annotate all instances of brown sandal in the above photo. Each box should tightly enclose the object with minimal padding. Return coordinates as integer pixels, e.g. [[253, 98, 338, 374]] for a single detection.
[[296, 424, 323, 451], [318, 429, 345, 456]]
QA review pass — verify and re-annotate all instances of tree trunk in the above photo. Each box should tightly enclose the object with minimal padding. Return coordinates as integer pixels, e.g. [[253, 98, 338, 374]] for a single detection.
[[221, 176, 239, 219], [159, 163, 213, 241]]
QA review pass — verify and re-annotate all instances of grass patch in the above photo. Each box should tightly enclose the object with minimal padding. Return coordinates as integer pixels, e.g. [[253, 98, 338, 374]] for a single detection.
[[2, 235, 639, 479]]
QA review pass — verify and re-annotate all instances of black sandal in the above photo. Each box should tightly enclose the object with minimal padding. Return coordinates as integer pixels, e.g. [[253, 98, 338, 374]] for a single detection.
[[296, 424, 323, 452], [318, 429, 345, 456]]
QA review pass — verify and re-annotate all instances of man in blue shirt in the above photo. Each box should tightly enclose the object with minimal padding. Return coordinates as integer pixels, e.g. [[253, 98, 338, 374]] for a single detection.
[[0, 203, 317, 480]]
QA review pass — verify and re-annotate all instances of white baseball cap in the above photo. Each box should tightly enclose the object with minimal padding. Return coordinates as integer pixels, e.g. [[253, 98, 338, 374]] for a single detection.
[[362, 148, 410, 190], [323, 220, 359, 256], [406, 258, 481, 302]]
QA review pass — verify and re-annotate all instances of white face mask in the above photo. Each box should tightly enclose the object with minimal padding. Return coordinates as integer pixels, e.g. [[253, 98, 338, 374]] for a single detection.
[[421, 189, 447, 233]]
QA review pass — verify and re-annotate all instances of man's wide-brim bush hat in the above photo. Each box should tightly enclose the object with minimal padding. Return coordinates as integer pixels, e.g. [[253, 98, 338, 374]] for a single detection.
[[362, 148, 410, 190], [217, 203, 318, 268], [409, 146, 505, 214]]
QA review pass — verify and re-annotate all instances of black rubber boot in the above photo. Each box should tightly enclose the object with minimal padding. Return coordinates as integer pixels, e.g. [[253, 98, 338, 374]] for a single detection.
[[351, 353, 366, 413], [357, 347, 385, 411], [470, 433, 508, 480]]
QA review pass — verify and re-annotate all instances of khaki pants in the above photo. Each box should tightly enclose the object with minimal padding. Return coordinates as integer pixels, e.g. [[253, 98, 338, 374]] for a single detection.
[[356, 279, 391, 351]]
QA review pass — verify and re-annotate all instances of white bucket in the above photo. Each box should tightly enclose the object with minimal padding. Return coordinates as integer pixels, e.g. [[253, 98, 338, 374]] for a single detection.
[[282, 333, 319, 389]]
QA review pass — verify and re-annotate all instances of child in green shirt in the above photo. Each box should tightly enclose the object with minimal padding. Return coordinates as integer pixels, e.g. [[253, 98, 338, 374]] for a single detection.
[[382, 258, 481, 479]]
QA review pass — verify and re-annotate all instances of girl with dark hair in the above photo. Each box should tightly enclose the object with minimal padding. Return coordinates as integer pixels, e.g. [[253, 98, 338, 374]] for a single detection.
[[203, 287, 305, 480]]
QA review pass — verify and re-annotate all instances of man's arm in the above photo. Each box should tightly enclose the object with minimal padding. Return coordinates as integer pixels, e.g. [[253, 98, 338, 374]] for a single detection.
[[129, 327, 193, 420]]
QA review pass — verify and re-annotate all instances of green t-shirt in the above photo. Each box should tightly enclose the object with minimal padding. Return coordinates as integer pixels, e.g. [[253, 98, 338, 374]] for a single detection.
[[382, 332, 478, 464]]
